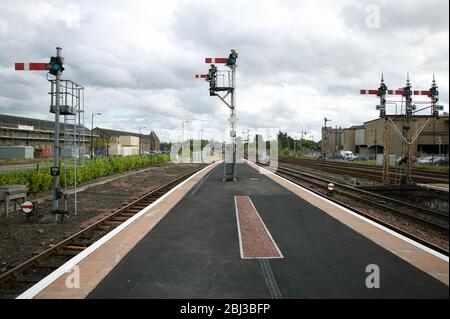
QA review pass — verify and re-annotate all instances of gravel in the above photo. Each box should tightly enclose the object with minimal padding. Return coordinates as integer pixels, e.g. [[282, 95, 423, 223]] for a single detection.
[[0, 163, 204, 273]]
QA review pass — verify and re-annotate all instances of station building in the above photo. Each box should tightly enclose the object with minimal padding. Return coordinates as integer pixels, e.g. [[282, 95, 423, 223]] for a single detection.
[[321, 115, 449, 159]]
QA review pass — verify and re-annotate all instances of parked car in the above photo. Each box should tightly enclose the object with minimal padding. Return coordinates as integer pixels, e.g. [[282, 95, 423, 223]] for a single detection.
[[351, 155, 368, 161], [433, 156, 449, 166], [417, 156, 433, 164], [416, 156, 449, 166]]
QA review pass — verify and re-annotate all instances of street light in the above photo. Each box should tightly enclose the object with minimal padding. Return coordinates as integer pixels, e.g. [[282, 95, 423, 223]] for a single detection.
[[181, 120, 191, 161], [300, 130, 307, 157], [181, 120, 190, 143], [200, 120, 210, 162], [91, 112, 101, 159], [139, 126, 147, 155]]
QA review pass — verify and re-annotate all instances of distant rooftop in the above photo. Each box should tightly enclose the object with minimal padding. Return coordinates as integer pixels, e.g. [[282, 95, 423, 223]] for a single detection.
[[0, 113, 91, 132], [95, 127, 159, 140]]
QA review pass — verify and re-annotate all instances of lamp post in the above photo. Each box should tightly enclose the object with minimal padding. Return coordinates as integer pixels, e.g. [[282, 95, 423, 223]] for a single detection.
[[300, 130, 307, 157], [323, 118, 331, 159], [91, 112, 101, 159], [181, 120, 190, 143], [293, 133, 300, 156], [373, 128, 378, 162], [198, 120, 207, 162], [139, 126, 146, 155], [181, 120, 190, 161]]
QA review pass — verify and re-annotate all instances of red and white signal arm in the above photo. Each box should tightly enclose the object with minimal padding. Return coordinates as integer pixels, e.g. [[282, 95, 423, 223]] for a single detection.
[[21, 201, 34, 214], [327, 183, 335, 191], [15, 63, 51, 71], [205, 58, 228, 64]]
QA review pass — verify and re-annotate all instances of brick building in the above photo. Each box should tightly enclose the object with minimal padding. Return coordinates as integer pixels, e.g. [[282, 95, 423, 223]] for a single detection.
[[321, 115, 449, 159], [93, 127, 160, 156]]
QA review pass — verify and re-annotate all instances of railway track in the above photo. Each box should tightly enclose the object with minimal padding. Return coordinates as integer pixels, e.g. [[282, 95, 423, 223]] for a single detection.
[[0, 167, 204, 299], [280, 157, 449, 184], [259, 162, 448, 255]]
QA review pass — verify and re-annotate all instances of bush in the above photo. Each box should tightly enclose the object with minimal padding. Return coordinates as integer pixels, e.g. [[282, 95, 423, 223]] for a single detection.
[[281, 148, 292, 156], [0, 154, 170, 195]]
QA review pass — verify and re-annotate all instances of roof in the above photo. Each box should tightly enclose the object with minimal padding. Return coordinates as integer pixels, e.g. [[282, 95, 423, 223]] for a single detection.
[[0, 113, 91, 132], [95, 127, 141, 137], [149, 131, 160, 142], [95, 127, 159, 140], [364, 114, 449, 125], [324, 128, 344, 134]]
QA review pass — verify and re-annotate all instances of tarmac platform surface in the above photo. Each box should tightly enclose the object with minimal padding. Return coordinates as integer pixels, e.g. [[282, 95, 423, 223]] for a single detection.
[[87, 163, 448, 298]]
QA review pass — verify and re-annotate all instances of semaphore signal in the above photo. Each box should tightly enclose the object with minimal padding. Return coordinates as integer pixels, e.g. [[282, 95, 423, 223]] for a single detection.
[[360, 73, 442, 185], [196, 49, 239, 181]]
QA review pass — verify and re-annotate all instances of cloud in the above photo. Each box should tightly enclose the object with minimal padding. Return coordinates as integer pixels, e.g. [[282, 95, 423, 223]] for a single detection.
[[0, 0, 448, 143]]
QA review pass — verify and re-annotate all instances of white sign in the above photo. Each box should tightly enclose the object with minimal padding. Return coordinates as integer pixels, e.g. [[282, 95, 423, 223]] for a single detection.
[[18, 125, 34, 130], [21, 201, 34, 214]]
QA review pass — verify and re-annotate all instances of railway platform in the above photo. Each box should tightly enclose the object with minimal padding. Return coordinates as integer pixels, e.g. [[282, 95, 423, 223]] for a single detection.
[[20, 161, 448, 299]]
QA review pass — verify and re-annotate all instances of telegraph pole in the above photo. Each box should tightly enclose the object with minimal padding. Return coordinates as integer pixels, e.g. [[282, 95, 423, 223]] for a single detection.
[[293, 134, 296, 155], [382, 118, 390, 184], [90, 112, 101, 159], [139, 126, 146, 155], [300, 130, 303, 156], [334, 126, 338, 156]]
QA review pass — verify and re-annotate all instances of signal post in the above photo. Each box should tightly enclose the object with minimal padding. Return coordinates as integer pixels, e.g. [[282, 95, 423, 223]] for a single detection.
[[15, 47, 66, 215], [196, 50, 239, 181]]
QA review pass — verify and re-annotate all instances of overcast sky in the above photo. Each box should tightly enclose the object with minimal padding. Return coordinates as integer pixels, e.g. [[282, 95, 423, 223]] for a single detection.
[[0, 0, 448, 142]]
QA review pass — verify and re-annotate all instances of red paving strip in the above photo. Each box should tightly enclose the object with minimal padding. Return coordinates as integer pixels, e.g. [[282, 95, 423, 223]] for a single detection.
[[234, 196, 283, 259]]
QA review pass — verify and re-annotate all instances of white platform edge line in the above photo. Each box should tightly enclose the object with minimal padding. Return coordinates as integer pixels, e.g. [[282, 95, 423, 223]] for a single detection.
[[234, 196, 244, 259], [247, 197, 284, 258], [17, 161, 221, 299], [234, 196, 284, 259], [244, 159, 449, 262]]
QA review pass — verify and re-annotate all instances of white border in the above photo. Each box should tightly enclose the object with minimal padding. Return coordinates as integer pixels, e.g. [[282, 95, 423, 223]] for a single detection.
[[17, 161, 221, 299], [245, 159, 449, 262], [234, 196, 245, 259], [248, 197, 284, 259], [234, 195, 284, 259]]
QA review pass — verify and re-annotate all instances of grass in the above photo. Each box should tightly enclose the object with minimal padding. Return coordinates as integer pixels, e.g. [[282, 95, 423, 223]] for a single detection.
[[282, 156, 449, 174], [0, 154, 170, 195], [410, 164, 448, 174], [0, 158, 51, 166], [333, 160, 448, 174]]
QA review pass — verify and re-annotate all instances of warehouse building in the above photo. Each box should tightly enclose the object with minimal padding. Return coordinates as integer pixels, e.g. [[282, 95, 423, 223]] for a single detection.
[[0, 114, 161, 160], [321, 127, 343, 158], [321, 115, 449, 159], [0, 113, 93, 160]]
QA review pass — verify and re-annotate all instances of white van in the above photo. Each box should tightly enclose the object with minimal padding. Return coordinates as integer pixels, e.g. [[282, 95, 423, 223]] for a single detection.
[[338, 151, 356, 160]]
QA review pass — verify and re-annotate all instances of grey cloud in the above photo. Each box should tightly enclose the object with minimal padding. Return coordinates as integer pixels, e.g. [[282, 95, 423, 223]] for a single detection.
[[341, 0, 449, 33], [0, 0, 448, 142]]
